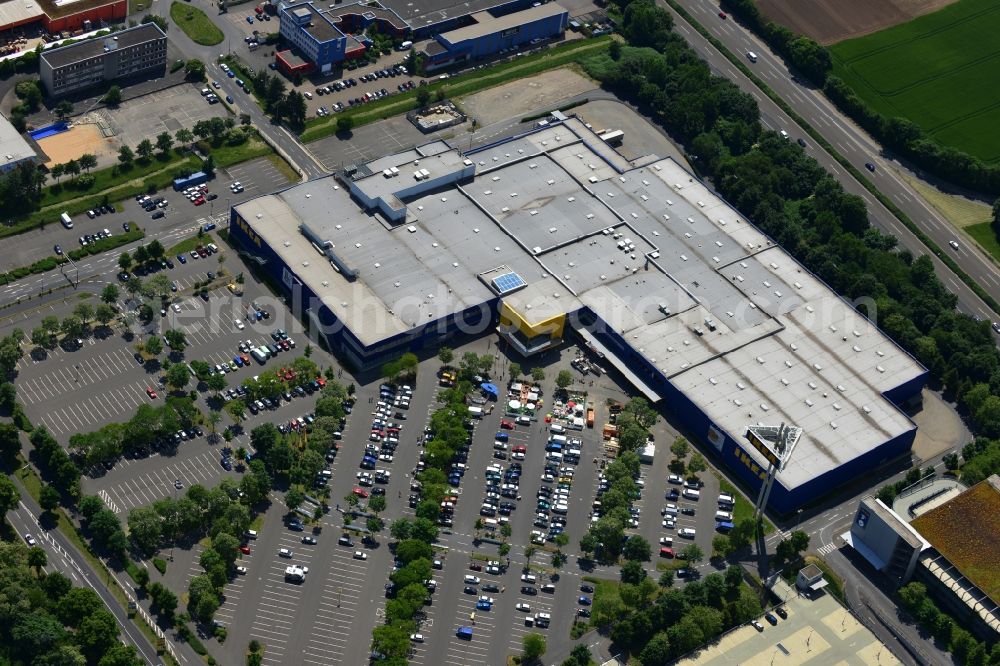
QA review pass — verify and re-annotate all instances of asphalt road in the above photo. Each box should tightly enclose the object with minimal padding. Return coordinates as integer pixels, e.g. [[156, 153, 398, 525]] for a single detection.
[[665, 0, 1000, 324], [6, 478, 170, 666]]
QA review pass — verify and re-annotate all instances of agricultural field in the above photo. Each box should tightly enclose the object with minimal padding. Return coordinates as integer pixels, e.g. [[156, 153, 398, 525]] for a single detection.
[[756, 0, 955, 45], [829, 0, 1000, 163]]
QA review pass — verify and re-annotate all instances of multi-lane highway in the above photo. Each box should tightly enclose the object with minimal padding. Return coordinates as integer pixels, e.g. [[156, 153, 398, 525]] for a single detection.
[[666, 0, 1000, 323]]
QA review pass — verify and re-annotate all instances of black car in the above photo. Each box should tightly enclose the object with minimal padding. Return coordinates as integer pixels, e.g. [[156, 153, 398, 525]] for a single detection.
[[521, 586, 537, 595], [775, 606, 787, 619], [580, 584, 594, 593], [764, 612, 778, 625], [865, 162, 876, 172], [134, 352, 144, 365], [577, 608, 591, 618], [463, 586, 477, 594], [482, 583, 500, 593]]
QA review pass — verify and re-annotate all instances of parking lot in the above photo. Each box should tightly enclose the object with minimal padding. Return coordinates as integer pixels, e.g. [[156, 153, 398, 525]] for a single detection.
[[308, 115, 439, 173], [98, 85, 231, 168]]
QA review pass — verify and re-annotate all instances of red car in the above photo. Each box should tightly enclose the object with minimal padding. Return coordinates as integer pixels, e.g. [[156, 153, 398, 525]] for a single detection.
[[145, 387, 157, 399], [316, 377, 327, 388], [240, 544, 251, 554], [353, 487, 369, 498], [469, 562, 482, 571], [194, 197, 206, 206], [718, 11, 727, 18], [500, 419, 514, 429]]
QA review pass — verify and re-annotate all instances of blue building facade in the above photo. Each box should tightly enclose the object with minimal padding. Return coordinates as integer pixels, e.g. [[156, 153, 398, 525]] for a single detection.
[[278, 2, 347, 73], [426, 4, 569, 66], [228, 207, 498, 371]]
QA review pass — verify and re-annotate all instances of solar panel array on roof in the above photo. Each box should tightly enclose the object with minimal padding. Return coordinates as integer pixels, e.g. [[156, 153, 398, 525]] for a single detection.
[[492, 272, 526, 295]]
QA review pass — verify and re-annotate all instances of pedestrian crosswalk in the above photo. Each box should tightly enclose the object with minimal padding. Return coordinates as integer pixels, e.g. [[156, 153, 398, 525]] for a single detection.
[[817, 542, 837, 556]]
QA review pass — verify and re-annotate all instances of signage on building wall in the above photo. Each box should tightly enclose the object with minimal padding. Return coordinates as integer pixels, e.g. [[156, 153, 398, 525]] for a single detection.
[[500, 26, 520, 37], [707, 425, 725, 452], [856, 508, 869, 529], [732, 447, 768, 482], [282, 267, 301, 289], [236, 217, 262, 248], [745, 428, 781, 467]]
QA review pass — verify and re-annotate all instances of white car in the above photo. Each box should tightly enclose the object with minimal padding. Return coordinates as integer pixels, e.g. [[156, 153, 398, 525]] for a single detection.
[[678, 528, 697, 538], [236, 565, 248, 575], [410, 633, 424, 642], [278, 548, 293, 558], [354, 550, 368, 560], [662, 519, 676, 529], [478, 595, 495, 604], [235, 319, 245, 330], [24, 533, 36, 547], [668, 474, 684, 485], [172, 303, 181, 312], [516, 603, 531, 612]]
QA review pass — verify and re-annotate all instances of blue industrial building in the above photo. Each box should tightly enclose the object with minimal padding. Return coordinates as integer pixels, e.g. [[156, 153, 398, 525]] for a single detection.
[[423, 3, 569, 68], [276, 0, 567, 71], [228, 118, 926, 513]]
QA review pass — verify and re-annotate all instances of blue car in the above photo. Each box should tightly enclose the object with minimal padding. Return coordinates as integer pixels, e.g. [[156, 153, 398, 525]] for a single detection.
[[475, 600, 492, 610], [246, 15, 253, 23], [449, 475, 461, 487], [578, 596, 592, 606], [177, 254, 187, 264], [226, 95, 234, 103], [233, 356, 244, 367], [227, 70, 235, 78]]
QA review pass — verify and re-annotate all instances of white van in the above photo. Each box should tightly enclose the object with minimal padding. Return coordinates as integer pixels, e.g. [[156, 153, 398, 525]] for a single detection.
[[60, 212, 73, 229], [552, 503, 569, 514], [549, 434, 567, 445], [398, 40, 413, 50], [715, 510, 733, 522], [746, 51, 758, 62], [683, 488, 701, 500], [483, 518, 498, 531], [545, 452, 563, 463], [718, 493, 735, 506], [550, 423, 566, 434], [468, 406, 484, 418]]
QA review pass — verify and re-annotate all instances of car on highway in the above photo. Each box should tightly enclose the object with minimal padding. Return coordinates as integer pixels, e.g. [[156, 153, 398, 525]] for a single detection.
[[718, 11, 726, 18], [797, 138, 807, 147], [949, 240, 960, 250], [24, 534, 36, 547], [746, 51, 758, 62], [865, 162, 876, 172]]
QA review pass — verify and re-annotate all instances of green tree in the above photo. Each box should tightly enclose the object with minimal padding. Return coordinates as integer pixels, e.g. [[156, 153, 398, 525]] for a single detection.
[[185, 58, 206, 81], [117, 145, 134, 165], [688, 452, 707, 475], [135, 139, 153, 161], [0, 476, 21, 516], [166, 363, 189, 391], [155, 131, 173, 154], [438, 346, 453, 365], [143, 336, 162, 357], [555, 370, 572, 390], [509, 362, 522, 378], [39, 484, 60, 514], [639, 632, 671, 666], [103, 85, 122, 106], [78, 153, 97, 173], [681, 543, 704, 565], [164, 329, 186, 351], [285, 487, 305, 511], [55, 99, 74, 120], [622, 535, 651, 562], [531, 367, 545, 382], [336, 115, 354, 133], [522, 632, 546, 662], [620, 559, 646, 584]]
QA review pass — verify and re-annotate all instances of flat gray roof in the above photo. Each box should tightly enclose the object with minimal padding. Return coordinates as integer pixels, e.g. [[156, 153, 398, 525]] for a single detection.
[[0, 112, 36, 169], [236, 117, 925, 491], [380, 0, 509, 29], [439, 3, 567, 44], [40, 23, 165, 70], [0, 0, 43, 28]]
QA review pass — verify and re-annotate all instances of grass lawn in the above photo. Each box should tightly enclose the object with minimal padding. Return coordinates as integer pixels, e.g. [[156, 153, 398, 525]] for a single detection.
[[266, 153, 300, 183], [714, 472, 774, 534], [829, 0, 1000, 162], [41, 151, 190, 209], [966, 223, 1000, 263], [170, 1, 224, 46], [166, 232, 214, 258], [300, 36, 612, 143]]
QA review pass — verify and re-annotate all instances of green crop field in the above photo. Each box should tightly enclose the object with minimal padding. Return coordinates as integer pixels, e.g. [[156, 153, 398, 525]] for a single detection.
[[829, 0, 1000, 163]]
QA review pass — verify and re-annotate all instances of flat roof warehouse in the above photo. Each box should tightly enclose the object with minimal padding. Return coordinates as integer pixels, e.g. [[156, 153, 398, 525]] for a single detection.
[[231, 117, 926, 508]]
